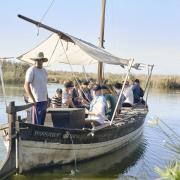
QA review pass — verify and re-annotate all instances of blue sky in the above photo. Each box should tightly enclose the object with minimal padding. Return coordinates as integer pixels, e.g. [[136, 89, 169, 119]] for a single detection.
[[0, 0, 180, 74]]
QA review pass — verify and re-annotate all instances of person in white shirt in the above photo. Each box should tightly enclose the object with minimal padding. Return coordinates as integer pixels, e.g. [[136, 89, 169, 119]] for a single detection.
[[122, 81, 134, 107], [24, 52, 48, 125], [85, 85, 107, 127]]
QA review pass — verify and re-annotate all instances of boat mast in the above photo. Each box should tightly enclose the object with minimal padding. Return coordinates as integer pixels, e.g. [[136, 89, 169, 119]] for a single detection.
[[98, 0, 106, 84]]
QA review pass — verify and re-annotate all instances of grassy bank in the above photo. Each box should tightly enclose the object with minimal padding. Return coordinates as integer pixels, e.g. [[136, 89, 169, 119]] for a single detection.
[[1, 60, 180, 90]]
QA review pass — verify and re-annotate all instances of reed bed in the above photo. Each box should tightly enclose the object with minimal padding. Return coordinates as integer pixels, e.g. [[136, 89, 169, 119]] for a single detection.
[[1, 60, 180, 90], [148, 117, 180, 180]]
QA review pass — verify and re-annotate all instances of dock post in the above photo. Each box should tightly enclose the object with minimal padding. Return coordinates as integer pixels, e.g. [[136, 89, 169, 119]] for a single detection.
[[16, 116, 21, 173]]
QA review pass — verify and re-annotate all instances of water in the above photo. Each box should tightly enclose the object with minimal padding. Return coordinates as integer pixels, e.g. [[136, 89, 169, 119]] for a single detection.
[[0, 85, 179, 179]]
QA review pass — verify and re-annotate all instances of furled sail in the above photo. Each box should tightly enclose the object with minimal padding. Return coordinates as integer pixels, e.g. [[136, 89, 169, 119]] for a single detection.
[[17, 33, 131, 67]]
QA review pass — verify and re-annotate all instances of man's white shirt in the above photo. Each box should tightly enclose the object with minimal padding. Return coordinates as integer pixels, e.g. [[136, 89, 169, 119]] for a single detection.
[[25, 66, 48, 102], [88, 95, 106, 124]]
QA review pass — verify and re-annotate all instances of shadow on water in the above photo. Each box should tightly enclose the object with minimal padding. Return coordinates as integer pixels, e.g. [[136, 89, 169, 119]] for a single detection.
[[9, 134, 147, 180]]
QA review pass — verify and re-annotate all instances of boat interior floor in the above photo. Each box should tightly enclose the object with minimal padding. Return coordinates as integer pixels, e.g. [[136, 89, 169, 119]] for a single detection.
[[0, 103, 147, 132], [42, 104, 147, 129]]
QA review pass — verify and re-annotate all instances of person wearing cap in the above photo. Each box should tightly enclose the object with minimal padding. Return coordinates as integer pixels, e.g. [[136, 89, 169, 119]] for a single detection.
[[79, 80, 93, 105], [101, 85, 116, 120], [113, 82, 126, 109], [88, 80, 95, 99], [24, 52, 48, 125], [62, 81, 75, 108], [85, 85, 107, 126], [132, 79, 144, 104], [51, 88, 62, 108], [114, 82, 122, 95], [72, 81, 86, 108]]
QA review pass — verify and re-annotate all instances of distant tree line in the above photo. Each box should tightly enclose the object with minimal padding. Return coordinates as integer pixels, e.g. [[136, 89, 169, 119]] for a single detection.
[[1, 60, 180, 90], [1, 60, 30, 84]]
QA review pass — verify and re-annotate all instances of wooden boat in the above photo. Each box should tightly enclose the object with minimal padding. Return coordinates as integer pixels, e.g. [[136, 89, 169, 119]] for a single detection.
[[0, 102, 148, 179], [0, 1, 153, 179], [13, 134, 147, 179]]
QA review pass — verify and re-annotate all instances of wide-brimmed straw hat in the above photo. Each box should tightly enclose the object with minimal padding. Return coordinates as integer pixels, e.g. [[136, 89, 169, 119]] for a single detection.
[[31, 52, 48, 62]]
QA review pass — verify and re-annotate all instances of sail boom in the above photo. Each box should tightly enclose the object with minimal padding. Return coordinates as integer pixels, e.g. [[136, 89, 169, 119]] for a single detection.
[[17, 14, 134, 68], [18, 14, 73, 43]]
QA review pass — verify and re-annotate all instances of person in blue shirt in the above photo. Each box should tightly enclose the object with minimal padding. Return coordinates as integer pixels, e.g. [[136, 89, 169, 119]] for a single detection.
[[132, 79, 144, 104]]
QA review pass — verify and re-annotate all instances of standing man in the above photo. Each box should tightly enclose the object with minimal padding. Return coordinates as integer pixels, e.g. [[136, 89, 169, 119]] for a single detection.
[[24, 52, 48, 125]]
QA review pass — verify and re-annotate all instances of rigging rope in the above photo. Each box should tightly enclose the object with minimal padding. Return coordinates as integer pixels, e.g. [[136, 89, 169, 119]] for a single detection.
[[59, 39, 80, 85], [37, 0, 56, 36], [47, 37, 60, 66], [59, 38, 110, 122], [144, 65, 151, 92], [59, 38, 92, 104], [82, 65, 88, 81], [0, 60, 7, 106], [40, 0, 56, 22], [0, 57, 15, 106]]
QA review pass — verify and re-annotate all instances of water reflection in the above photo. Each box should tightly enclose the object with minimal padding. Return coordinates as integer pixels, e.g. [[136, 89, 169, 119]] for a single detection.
[[9, 135, 147, 180]]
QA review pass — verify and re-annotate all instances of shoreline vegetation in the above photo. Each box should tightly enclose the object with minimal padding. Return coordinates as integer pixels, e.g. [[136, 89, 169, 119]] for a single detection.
[[1, 60, 180, 90], [148, 118, 180, 180]]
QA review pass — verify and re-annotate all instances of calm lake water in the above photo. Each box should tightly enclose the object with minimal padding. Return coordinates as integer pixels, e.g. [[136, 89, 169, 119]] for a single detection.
[[0, 84, 180, 180]]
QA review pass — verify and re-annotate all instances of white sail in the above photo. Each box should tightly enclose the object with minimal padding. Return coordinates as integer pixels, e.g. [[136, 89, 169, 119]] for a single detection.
[[17, 33, 131, 67]]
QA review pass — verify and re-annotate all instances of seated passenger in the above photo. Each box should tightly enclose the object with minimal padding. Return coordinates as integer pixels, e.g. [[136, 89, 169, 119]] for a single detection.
[[88, 80, 95, 99], [114, 82, 126, 108], [62, 81, 75, 108], [101, 85, 116, 120], [72, 82, 85, 108], [51, 88, 62, 108], [122, 81, 134, 107], [132, 79, 144, 104], [85, 85, 107, 127], [80, 81, 93, 104]]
